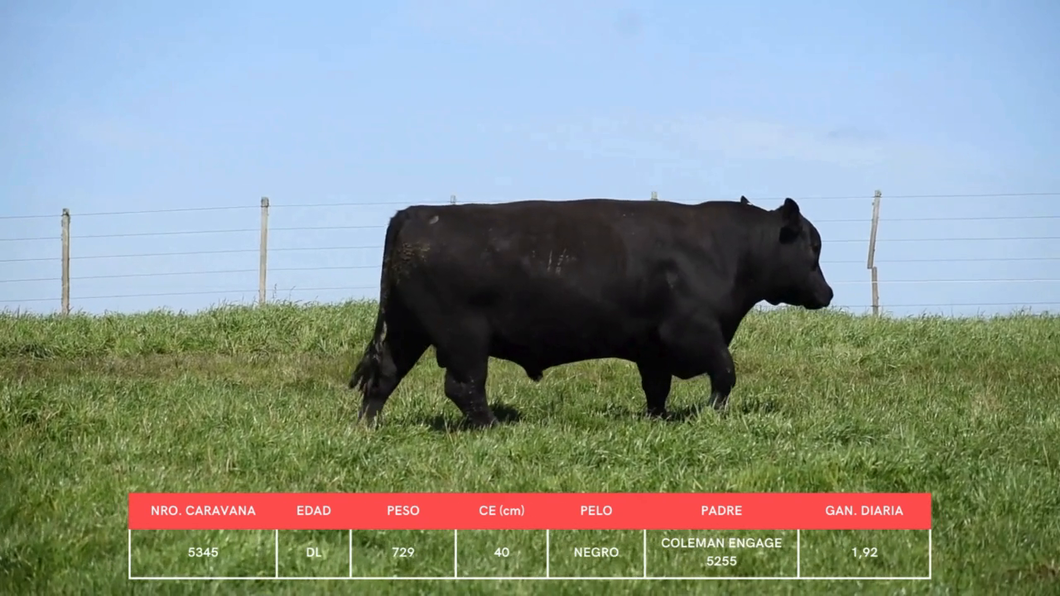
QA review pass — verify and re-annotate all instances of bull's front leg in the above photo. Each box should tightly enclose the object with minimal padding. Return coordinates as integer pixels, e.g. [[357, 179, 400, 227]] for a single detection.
[[687, 322, 736, 411], [704, 339, 736, 411], [658, 316, 737, 414], [636, 361, 673, 419]]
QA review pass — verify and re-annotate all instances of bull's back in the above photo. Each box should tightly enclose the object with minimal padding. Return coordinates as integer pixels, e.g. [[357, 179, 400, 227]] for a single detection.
[[398, 200, 643, 290]]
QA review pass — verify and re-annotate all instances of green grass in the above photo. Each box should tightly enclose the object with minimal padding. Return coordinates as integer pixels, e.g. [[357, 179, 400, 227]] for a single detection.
[[2, 300, 1059, 595]]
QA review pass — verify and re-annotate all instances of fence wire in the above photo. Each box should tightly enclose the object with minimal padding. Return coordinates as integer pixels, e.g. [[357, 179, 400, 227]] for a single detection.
[[2, 191, 1059, 315]]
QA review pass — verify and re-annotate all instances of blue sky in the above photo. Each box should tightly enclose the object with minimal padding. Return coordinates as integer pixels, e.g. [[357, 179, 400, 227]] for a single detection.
[[2, 0, 1059, 317]]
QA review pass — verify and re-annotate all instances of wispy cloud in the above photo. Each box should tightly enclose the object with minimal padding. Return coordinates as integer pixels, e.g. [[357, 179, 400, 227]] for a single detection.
[[504, 110, 987, 175], [675, 115, 890, 166]]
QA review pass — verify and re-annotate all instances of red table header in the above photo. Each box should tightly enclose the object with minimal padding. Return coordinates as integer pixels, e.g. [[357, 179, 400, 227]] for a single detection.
[[128, 492, 931, 531]]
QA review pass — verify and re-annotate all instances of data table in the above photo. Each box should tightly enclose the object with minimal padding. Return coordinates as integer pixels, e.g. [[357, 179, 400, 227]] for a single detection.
[[128, 492, 932, 582]]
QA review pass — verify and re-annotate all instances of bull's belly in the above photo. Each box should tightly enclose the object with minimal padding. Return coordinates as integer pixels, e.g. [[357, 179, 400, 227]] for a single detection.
[[483, 307, 654, 369]]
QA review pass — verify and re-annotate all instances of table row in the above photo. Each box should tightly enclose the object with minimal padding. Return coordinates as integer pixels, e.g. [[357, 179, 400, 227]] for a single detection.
[[129, 492, 932, 530], [129, 528, 931, 579]]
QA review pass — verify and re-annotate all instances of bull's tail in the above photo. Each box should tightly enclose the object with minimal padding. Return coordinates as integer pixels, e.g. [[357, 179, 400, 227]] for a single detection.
[[348, 208, 410, 396], [348, 307, 386, 394]]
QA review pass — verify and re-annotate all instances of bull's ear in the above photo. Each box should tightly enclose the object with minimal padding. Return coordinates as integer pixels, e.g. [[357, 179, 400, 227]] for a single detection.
[[778, 197, 801, 243], [740, 195, 750, 205]]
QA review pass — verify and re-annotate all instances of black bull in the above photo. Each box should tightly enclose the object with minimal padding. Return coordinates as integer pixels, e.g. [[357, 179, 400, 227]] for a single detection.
[[349, 196, 833, 428]]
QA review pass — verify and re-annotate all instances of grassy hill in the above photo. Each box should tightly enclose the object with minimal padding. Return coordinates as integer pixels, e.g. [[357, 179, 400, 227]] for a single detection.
[[2, 301, 1058, 595]]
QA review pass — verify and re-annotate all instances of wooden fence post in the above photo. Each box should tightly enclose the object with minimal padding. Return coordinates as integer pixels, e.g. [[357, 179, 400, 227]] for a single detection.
[[259, 197, 269, 305], [866, 190, 882, 315], [61, 208, 70, 315], [450, 194, 457, 204], [650, 191, 658, 201]]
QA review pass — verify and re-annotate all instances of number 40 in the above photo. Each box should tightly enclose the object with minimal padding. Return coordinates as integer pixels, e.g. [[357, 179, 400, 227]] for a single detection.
[[494, 547, 510, 557]]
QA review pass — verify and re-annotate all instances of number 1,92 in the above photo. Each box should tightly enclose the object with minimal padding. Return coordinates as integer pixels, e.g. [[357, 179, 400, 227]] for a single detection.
[[853, 547, 878, 558]]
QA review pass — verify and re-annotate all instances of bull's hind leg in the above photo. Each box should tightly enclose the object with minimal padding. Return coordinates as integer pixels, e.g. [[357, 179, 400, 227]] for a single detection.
[[420, 311, 499, 428], [358, 326, 429, 426], [443, 360, 498, 429], [435, 326, 498, 428]]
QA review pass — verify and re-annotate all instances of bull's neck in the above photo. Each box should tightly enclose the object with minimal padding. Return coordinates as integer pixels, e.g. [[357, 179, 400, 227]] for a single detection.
[[730, 226, 776, 317]]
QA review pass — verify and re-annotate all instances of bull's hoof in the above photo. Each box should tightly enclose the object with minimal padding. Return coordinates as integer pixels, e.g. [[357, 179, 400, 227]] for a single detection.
[[466, 414, 501, 429], [357, 409, 383, 428], [706, 393, 730, 411], [358, 416, 382, 430], [708, 400, 732, 419], [646, 408, 673, 421], [358, 399, 387, 425]]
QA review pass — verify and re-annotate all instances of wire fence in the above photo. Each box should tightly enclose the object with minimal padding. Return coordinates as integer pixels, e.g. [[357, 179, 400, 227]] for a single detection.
[[2, 190, 1060, 317]]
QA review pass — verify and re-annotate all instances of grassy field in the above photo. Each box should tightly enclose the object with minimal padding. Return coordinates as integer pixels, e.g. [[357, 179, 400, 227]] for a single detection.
[[2, 300, 1059, 595]]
